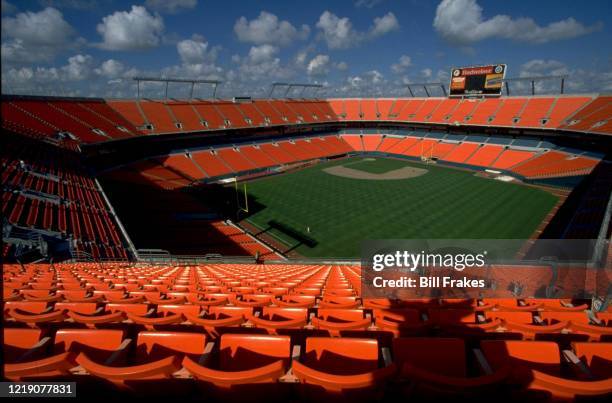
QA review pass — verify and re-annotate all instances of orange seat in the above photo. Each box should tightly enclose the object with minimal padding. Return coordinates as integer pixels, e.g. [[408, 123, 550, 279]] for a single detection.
[[184, 306, 250, 334], [4, 328, 49, 363], [126, 304, 198, 328], [292, 337, 395, 394], [526, 299, 589, 311], [5, 329, 126, 380], [318, 296, 360, 309], [540, 311, 612, 340], [186, 293, 229, 306], [426, 309, 505, 337], [275, 295, 316, 308], [77, 331, 207, 383], [183, 334, 290, 387], [58, 290, 103, 303], [572, 342, 612, 380], [234, 294, 273, 308], [481, 340, 612, 399], [5, 301, 65, 324], [248, 307, 308, 334], [374, 308, 426, 336], [393, 338, 508, 395], [68, 303, 150, 325], [312, 309, 371, 336]]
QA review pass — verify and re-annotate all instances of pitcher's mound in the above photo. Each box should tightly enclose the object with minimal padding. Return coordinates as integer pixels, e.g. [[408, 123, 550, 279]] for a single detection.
[[323, 165, 428, 180]]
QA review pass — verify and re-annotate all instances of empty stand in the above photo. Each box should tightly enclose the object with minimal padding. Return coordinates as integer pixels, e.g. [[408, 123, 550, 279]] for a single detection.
[[468, 98, 503, 125], [490, 98, 528, 126], [442, 142, 480, 164], [465, 145, 504, 167], [516, 98, 555, 128], [190, 150, 234, 178], [340, 134, 364, 151]]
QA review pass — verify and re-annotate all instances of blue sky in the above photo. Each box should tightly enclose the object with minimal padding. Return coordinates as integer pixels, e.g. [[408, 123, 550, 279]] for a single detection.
[[1, 0, 611, 97]]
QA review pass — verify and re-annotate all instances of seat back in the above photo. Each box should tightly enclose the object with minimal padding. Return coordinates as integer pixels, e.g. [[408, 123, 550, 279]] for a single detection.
[[262, 307, 308, 320], [480, 340, 560, 376], [54, 329, 124, 361], [428, 309, 476, 324], [572, 342, 612, 379], [157, 304, 200, 316], [55, 302, 98, 315], [374, 308, 421, 324], [209, 306, 251, 318], [539, 311, 589, 324], [5, 301, 48, 313], [137, 331, 206, 361], [487, 311, 533, 324], [393, 338, 466, 377], [317, 308, 364, 321], [219, 334, 290, 371], [303, 337, 379, 375], [4, 328, 44, 361], [106, 303, 149, 316]]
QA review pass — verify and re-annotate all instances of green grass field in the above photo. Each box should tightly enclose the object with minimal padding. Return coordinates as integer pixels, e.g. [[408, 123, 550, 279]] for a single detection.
[[240, 157, 559, 258]]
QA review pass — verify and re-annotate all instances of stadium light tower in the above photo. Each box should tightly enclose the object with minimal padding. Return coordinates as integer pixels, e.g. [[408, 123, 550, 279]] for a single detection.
[[133, 77, 223, 99], [268, 83, 325, 99], [404, 82, 447, 97]]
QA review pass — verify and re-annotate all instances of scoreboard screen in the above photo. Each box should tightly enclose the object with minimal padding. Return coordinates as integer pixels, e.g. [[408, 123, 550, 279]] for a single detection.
[[449, 64, 506, 97]]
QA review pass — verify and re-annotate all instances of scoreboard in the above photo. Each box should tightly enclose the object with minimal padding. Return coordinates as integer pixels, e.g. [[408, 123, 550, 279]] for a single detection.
[[449, 64, 506, 97]]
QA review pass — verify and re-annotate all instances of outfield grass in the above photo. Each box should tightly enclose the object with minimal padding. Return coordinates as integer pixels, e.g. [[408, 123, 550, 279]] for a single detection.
[[240, 157, 559, 258]]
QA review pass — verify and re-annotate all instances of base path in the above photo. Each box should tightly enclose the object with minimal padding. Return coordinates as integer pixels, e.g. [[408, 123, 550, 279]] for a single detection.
[[323, 165, 428, 180]]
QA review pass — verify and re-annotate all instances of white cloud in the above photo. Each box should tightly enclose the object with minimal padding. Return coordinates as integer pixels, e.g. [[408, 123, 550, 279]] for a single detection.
[[316, 11, 359, 49], [2, 0, 16, 13], [336, 69, 386, 96], [391, 55, 412, 74], [165, 34, 223, 80], [61, 54, 93, 80], [94, 59, 125, 78], [1, 7, 79, 63], [316, 11, 400, 49], [247, 44, 278, 64], [335, 61, 348, 71], [519, 59, 570, 77], [233, 44, 296, 83], [307, 54, 330, 77], [38, 0, 97, 10], [145, 0, 197, 14], [234, 11, 310, 47], [434, 0, 602, 45], [505, 59, 612, 94], [420, 68, 432, 79], [370, 12, 400, 37], [354, 0, 383, 8], [177, 34, 218, 64], [96, 6, 164, 50]]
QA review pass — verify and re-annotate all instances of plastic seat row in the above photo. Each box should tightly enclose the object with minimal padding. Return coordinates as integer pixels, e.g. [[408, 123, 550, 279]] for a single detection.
[[5, 328, 611, 400]]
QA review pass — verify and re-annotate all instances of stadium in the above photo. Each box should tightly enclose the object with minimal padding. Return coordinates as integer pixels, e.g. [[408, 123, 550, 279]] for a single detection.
[[2, 1, 612, 402]]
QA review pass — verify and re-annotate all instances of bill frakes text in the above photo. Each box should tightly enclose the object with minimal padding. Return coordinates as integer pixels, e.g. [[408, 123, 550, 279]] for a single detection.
[[372, 276, 486, 288]]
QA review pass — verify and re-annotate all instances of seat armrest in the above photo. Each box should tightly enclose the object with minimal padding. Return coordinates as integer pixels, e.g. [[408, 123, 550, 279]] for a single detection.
[[18, 337, 52, 362], [562, 349, 593, 379], [291, 345, 301, 362], [104, 338, 132, 366], [382, 347, 393, 368], [473, 348, 493, 375], [198, 341, 215, 366]]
